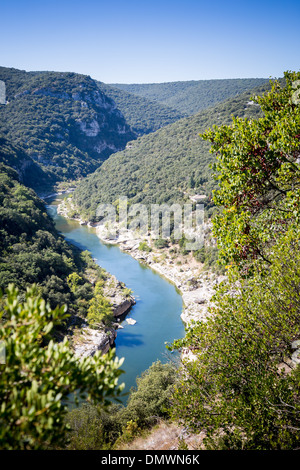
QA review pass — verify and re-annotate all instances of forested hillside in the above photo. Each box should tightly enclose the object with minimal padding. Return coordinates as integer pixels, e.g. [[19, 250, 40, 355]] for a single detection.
[[97, 82, 185, 135], [0, 67, 135, 190], [72, 81, 270, 221], [111, 78, 268, 116], [0, 136, 50, 188], [0, 161, 111, 330], [170, 72, 300, 449], [1, 65, 299, 450]]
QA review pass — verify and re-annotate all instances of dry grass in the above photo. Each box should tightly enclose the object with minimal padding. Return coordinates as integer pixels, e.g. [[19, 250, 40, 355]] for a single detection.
[[117, 421, 206, 451]]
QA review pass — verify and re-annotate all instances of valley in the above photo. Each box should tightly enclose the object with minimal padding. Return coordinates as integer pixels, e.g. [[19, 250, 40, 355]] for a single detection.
[[1, 66, 299, 451], [49, 195, 184, 400]]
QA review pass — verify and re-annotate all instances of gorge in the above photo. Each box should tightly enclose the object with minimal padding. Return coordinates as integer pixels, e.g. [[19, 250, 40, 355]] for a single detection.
[[47, 195, 185, 399]]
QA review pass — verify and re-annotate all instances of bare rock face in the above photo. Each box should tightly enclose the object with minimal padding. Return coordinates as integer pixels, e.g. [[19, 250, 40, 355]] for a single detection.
[[72, 272, 135, 358], [102, 274, 136, 319], [73, 327, 117, 358], [78, 118, 100, 137], [113, 299, 135, 318], [69, 83, 136, 160], [0, 68, 136, 187]]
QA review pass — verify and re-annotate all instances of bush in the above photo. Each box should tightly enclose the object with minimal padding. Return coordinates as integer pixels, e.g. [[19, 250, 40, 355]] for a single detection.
[[0, 285, 124, 449], [172, 229, 300, 449], [138, 241, 152, 252], [65, 361, 177, 449], [154, 238, 168, 249]]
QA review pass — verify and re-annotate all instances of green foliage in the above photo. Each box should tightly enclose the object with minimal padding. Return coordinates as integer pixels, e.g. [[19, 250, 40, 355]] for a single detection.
[[154, 238, 169, 249], [0, 284, 124, 450], [87, 281, 114, 326], [170, 72, 300, 450], [0, 67, 135, 190], [117, 419, 141, 445], [67, 272, 83, 294], [0, 164, 72, 294], [97, 82, 185, 135], [121, 361, 176, 428], [202, 72, 300, 270], [171, 228, 300, 449], [72, 82, 269, 221], [65, 361, 177, 449], [193, 246, 224, 274], [138, 241, 152, 252], [112, 78, 268, 116], [0, 163, 108, 325], [65, 402, 112, 450], [123, 287, 133, 298], [0, 136, 46, 189]]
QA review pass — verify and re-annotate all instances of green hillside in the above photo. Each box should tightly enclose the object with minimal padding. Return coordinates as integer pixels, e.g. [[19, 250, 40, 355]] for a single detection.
[[0, 159, 115, 334], [0, 135, 51, 189], [72, 82, 271, 221], [97, 82, 186, 135], [111, 78, 268, 116], [0, 67, 135, 190]]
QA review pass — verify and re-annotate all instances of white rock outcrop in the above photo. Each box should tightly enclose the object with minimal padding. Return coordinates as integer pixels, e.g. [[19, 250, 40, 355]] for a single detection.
[[73, 327, 116, 357]]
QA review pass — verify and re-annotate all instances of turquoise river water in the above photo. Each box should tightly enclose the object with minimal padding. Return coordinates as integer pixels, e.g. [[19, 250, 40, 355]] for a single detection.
[[47, 197, 185, 400]]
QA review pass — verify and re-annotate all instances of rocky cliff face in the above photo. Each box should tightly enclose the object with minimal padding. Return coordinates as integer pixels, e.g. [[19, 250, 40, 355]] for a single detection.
[[102, 274, 135, 319], [0, 67, 136, 189], [73, 327, 117, 357], [63, 79, 136, 161], [72, 272, 135, 358]]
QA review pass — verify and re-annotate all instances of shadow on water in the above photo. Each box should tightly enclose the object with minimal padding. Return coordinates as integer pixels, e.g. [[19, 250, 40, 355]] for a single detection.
[[113, 330, 144, 348], [63, 236, 90, 252]]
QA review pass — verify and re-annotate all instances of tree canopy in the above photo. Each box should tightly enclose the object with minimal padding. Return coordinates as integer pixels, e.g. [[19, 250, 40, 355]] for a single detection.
[[170, 72, 300, 449], [0, 284, 124, 449], [0, 67, 135, 191], [112, 78, 268, 116], [72, 83, 269, 222], [202, 71, 300, 271]]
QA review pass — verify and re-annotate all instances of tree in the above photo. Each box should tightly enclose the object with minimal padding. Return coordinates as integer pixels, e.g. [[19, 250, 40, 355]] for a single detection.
[[122, 361, 176, 428], [67, 272, 82, 293], [0, 284, 124, 449], [189, 173, 195, 189], [201, 71, 300, 270], [87, 281, 114, 326], [154, 238, 169, 249], [170, 72, 300, 449], [171, 227, 300, 449]]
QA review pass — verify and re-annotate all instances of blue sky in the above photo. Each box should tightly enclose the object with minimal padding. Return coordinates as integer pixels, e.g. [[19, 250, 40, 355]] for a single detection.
[[1, 0, 299, 83]]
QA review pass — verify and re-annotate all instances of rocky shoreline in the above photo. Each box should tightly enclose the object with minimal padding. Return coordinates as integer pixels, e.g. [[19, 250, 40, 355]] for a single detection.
[[71, 271, 136, 358], [94, 226, 224, 326], [69, 269, 136, 358], [52, 198, 136, 358], [57, 197, 224, 358]]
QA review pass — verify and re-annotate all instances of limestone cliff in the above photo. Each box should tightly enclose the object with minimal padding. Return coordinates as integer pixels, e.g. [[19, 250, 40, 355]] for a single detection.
[[0, 67, 136, 190], [72, 272, 135, 358]]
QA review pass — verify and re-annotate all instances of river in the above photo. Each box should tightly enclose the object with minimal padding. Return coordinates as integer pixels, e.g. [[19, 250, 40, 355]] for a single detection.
[[47, 197, 184, 401]]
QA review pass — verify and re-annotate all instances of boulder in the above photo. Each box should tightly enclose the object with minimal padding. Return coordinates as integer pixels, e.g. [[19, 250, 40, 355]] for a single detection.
[[73, 327, 116, 357]]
